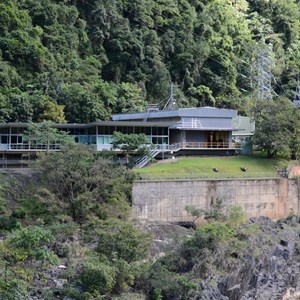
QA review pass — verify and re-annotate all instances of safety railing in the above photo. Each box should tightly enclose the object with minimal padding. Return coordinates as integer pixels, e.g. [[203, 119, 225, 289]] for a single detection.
[[168, 142, 241, 151], [9, 144, 61, 151]]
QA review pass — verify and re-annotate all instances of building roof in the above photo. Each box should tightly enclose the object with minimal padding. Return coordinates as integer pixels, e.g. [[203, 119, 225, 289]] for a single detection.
[[0, 121, 173, 129], [112, 107, 237, 121]]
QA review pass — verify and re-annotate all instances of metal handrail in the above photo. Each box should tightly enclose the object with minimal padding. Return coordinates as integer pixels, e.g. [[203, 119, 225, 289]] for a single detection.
[[174, 121, 202, 128], [168, 142, 241, 150], [10, 144, 61, 150]]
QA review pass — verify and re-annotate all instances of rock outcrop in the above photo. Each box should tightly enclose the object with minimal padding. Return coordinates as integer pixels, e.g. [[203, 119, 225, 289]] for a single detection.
[[200, 216, 300, 300]]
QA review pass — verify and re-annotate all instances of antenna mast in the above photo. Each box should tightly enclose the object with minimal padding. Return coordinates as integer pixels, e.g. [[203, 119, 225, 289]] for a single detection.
[[163, 83, 177, 110]]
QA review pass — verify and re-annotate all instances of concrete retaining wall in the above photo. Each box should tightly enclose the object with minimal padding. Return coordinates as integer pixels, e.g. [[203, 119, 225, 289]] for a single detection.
[[132, 179, 300, 222], [288, 165, 300, 179]]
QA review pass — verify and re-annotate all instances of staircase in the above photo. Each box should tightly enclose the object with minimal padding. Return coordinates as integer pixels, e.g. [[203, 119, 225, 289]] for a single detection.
[[135, 146, 161, 168]]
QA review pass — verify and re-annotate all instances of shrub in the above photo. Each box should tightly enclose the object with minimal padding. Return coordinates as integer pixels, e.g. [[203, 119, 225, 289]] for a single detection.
[[0, 215, 21, 231], [11, 207, 26, 219], [80, 254, 116, 295]]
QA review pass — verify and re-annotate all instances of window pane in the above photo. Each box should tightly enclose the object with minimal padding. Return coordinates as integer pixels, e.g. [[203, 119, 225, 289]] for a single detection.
[[1, 136, 8, 143], [88, 127, 96, 134], [90, 136, 96, 144], [11, 128, 18, 134], [97, 136, 104, 144], [98, 126, 104, 134], [152, 127, 158, 135], [0, 128, 9, 134]]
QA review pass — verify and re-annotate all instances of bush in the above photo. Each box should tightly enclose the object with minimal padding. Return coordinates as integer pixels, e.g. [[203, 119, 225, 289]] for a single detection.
[[0, 279, 29, 300], [11, 207, 26, 219], [143, 262, 196, 299], [0, 215, 21, 231], [80, 254, 116, 295], [95, 219, 151, 263]]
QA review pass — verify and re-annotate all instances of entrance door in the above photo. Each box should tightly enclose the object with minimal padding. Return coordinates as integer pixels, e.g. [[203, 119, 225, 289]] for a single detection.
[[206, 132, 228, 148]]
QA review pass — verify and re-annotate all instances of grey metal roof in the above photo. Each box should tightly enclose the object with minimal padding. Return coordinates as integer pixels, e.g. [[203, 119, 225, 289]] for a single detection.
[[112, 107, 237, 121], [0, 121, 173, 128]]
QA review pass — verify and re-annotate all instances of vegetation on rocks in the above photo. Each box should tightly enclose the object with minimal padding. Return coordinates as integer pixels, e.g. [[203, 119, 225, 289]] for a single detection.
[[0, 147, 300, 299], [138, 210, 300, 300], [0, 144, 150, 299]]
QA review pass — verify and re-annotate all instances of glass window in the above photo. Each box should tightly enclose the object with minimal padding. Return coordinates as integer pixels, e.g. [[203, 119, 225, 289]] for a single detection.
[[18, 136, 22, 144], [104, 126, 113, 135], [90, 136, 96, 144], [0, 128, 9, 134], [98, 126, 105, 134], [1, 136, 8, 143], [104, 136, 111, 144], [152, 127, 158, 135], [79, 136, 88, 144], [75, 128, 85, 135], [109, 126, 115, 134], [121, 126, 127, 134], [88, 127, 96, 134], [11, 136, 17, 143], [137, 127, 146, 134], [145, 127, 151, 135], [68, 128, 75, 135], [11, 128, 18, 134], [134, 127, 140, 134], [97, 136, 104, 144]]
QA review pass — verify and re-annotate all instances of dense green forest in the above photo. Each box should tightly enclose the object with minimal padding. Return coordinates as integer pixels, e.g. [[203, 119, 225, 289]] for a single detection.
[[0, 0, 299, 123]]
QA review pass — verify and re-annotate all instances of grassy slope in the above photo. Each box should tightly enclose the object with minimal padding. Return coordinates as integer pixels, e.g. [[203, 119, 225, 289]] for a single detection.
[[135, 156, 290, 179]]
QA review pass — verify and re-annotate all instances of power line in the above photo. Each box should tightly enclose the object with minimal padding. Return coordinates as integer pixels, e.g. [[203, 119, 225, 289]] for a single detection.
[[79, 1, 237, 72], [77, 1, 288, 97]]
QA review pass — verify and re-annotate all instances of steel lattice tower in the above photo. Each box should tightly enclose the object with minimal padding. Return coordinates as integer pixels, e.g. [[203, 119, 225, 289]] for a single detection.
[[255, 44, 273, 101]]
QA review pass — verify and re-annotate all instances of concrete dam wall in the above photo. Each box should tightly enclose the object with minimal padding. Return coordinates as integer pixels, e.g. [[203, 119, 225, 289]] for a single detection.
[[132, 179, 300, 222]]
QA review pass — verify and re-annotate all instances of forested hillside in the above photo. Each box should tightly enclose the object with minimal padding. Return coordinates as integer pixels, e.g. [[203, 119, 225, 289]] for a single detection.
[[0, 0, 299, 123]]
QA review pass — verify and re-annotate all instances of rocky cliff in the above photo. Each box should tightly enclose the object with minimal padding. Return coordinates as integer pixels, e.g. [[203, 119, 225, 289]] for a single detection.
[[140, 216, 300, 300]]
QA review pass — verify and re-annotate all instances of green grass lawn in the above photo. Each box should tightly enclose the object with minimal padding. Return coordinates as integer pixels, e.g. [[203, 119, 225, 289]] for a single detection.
[[135, 155, 290, 180]]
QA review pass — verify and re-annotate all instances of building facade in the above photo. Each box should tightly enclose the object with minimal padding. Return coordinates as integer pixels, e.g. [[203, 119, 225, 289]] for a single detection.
[[0, 107, 253, 167]]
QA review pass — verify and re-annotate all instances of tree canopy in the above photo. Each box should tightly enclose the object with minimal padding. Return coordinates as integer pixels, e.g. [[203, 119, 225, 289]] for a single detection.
[[0, 0, 299, 123]]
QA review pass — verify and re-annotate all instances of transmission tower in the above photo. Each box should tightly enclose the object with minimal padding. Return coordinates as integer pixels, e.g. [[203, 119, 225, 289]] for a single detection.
[[255, 44, 273, 101]]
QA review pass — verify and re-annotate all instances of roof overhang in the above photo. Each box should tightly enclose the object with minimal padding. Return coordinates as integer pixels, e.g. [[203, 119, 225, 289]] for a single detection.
[[112, 107, 237, 121], [0, 121, 174, 128]]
